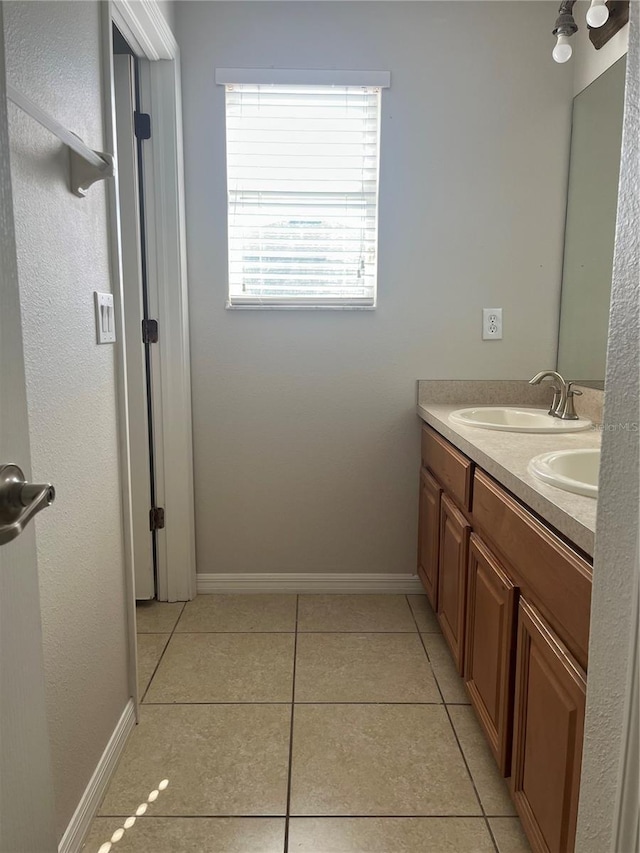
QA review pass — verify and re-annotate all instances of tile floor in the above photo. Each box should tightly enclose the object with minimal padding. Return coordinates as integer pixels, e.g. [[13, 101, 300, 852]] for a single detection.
[[84, 594, 531, 853]]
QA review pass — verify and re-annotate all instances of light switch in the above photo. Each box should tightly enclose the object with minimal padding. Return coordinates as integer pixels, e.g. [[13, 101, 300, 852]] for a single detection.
[[94, 292, 116, 344]]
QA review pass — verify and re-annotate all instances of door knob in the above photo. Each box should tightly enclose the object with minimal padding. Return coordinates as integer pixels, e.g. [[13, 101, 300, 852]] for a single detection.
[[0, 464, 55, 546]]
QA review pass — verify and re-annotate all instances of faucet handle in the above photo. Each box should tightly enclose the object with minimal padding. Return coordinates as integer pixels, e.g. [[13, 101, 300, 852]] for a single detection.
[[559, 383, 582, 420]]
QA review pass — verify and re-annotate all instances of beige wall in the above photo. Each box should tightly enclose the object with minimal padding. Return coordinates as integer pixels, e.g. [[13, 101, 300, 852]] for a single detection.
[[175, 1, 574, 578], [5, 1, 129, 840]]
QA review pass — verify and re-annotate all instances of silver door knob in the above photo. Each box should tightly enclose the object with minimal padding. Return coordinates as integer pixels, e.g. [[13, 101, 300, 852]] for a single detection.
[[0, 464, 55, 546]]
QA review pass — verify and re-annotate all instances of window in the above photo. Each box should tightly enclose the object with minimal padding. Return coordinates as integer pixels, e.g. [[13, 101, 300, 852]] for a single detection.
[[217, 69, 389, 308]]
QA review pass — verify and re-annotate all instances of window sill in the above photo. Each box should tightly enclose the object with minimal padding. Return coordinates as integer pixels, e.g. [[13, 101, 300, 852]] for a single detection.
[[225, 302, 376, 311]]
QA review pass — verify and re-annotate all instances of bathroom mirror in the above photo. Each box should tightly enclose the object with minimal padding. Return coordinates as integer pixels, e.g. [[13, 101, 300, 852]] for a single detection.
[[556, 56, 626, 388]]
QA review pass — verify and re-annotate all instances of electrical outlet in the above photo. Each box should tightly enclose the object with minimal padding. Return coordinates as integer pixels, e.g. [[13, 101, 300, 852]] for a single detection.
[[94, 292, 116, 344], [482, 308, 503, 340]]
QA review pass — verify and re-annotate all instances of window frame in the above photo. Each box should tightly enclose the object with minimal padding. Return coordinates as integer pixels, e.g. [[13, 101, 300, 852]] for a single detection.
[[216, 68, 390, 310]]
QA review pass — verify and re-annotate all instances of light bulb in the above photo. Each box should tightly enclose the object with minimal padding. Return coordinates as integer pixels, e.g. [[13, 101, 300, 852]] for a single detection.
[[553, 34, 573, 63], [586, 0, 609, 27]]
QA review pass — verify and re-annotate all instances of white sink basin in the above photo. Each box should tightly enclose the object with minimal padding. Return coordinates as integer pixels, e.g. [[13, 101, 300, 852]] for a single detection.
[[528, 449, 600, 498], [449, 407, 592, 433]]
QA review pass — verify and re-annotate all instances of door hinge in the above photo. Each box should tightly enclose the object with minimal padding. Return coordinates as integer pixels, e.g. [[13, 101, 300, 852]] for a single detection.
[[134, 111, 151, 141], [150, 506, 165, 531], [142, 318, 158, 344]]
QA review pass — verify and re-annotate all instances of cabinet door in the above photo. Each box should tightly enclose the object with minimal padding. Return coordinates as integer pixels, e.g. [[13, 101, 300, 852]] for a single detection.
[[511, 599, 586, 853], [417, 468, 442, 609], [437, 493, 471, 674], [465, 534, 517, 775]]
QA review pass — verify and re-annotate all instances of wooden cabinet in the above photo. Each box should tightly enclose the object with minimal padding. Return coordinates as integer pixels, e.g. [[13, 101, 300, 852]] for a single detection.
[[417, 468, 441, 609], [464, 534, 517, 775], [511, 599, 586, 853], [416, 423, 592, 853], [436, 493, 471, 674]]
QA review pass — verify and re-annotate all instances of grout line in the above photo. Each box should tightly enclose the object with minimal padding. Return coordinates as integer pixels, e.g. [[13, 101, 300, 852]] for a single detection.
[[409, 599, 488, 824], [141, 701, 447, 706], [172, 629, 297, 634], [439, 684, 488, 824], [408, 598, 512, 851], [296, 628, 421, 634], [95, 812, 497, 819], [407, 596, 442, 677], [137, 602, 186, 704], [405, 593, 418, 627], [164, 630, 442, 635], [484, 815, 501, 853], [409, 601, 471, 706], [283, 594, 299, 853]]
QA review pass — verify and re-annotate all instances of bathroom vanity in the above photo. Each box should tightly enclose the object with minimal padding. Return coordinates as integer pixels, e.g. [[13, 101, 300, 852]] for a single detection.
[[416, 388, 600, 853]]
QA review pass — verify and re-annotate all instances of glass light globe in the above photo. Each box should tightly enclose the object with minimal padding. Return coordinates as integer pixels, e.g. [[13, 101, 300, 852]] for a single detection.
[[586, 0, 610, 27], [553, 34, 573, 63]]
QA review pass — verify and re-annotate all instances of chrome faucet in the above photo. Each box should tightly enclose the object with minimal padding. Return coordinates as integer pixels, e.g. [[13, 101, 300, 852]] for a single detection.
[[529, 370, 582, 420]]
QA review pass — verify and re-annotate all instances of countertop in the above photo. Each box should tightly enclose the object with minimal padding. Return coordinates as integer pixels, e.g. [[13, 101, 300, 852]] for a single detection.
[[416, 402, 600, 557]]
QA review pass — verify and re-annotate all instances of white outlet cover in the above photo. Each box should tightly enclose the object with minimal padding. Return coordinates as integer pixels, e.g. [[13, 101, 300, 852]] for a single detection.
[[95, 292, 116, 344], [482, 308, 503, 340]]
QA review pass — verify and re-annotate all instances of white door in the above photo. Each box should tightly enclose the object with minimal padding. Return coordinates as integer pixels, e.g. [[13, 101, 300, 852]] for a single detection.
[[0, 10, 57, 850], [113, 52, 155, 600]]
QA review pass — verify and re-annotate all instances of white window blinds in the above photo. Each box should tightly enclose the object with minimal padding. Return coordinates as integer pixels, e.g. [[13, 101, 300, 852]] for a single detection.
[[223, 81, 383, 307]]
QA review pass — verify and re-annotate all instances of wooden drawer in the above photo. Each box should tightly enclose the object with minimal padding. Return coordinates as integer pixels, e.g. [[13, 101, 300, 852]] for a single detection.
[[421, 425, 473, 511], [472, 469, 592, 670]]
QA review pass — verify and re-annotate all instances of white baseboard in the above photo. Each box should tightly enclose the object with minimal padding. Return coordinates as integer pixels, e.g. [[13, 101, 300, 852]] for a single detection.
[[59, 699, 136, 853], [196, 572, 424, 594]]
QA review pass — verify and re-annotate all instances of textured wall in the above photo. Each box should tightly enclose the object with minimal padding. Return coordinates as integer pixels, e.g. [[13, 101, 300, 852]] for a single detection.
[[5, 1, 129, 840], [175, 1, 574, 577], [576, 4, 639, 849]]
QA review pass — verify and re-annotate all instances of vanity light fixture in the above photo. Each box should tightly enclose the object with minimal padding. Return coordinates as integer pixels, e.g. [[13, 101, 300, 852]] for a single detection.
[[552, 0, 620, 64]]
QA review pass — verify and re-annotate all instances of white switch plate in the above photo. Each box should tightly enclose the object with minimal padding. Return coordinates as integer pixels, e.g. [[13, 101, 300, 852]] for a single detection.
[[94, 292, 116, 344], [482, 308, 503, 340]]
